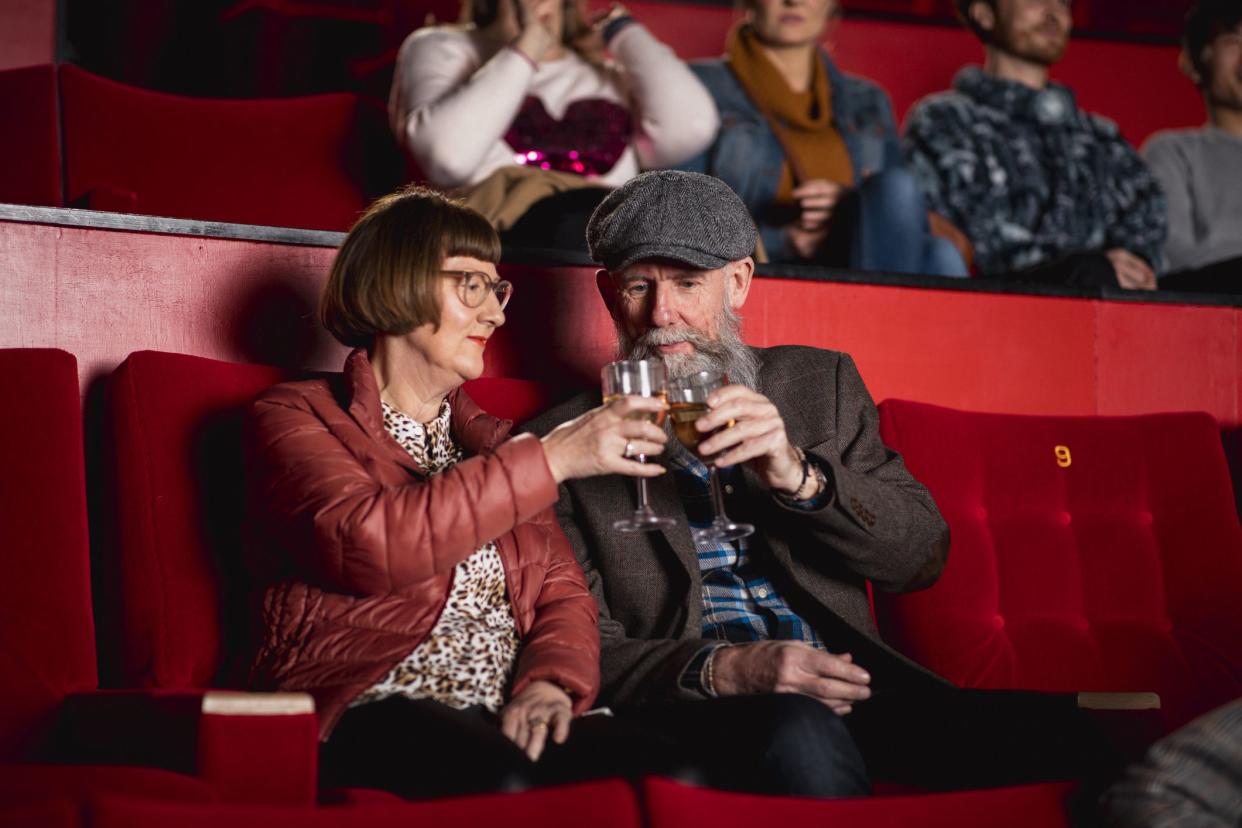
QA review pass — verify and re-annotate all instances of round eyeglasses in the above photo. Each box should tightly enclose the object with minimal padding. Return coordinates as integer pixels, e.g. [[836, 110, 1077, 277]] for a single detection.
[[441, 270, 513, 311]]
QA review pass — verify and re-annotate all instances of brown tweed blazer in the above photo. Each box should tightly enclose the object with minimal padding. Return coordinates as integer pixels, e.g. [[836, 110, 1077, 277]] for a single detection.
[[524, 346, 951, 705]]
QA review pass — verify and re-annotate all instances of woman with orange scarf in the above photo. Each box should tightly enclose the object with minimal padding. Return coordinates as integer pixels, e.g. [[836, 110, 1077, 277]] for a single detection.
[[681, 0, 967, 276]]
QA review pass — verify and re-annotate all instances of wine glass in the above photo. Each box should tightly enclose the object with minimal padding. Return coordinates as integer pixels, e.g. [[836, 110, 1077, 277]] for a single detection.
[[602, 360, 676, 533], [667, 370, 755, 544]]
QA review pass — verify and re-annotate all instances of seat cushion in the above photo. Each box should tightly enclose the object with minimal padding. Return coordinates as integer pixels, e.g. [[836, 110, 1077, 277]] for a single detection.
[[644, 777, 1076, 828], [0, 799, 79, 828], [0, 763, 216, 807], [92, 779, 641, 828], [876, 401, 1242, 731]]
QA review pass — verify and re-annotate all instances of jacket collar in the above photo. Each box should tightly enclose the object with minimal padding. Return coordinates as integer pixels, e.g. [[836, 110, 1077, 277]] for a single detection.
[[953, 65, 1078, 126], [343, 348, 513, 474]]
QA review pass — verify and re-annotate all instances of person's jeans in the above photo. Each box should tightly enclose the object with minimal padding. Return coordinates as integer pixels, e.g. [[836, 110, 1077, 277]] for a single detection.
[[851, 168, 969, 278], [620, 693, 871, 799]]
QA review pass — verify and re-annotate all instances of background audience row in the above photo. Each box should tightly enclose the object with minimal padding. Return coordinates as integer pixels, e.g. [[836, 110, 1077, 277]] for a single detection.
[[390, 0, 1240, 291]]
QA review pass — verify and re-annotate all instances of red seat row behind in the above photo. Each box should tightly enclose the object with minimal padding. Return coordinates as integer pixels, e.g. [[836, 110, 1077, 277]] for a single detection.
[[0, 7, 1201, 229]]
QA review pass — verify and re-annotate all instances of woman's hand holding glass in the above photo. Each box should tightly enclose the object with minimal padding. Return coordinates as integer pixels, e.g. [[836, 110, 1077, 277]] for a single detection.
[[499, 679, 572, 761], [540, 395, 667, 485]]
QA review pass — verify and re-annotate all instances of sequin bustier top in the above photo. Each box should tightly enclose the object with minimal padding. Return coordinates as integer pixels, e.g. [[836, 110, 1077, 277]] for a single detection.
[[504, 97, 633, 177]]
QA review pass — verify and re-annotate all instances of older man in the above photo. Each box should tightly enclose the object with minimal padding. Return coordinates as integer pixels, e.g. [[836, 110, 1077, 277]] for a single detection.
[[528, 170, 1119, 795]]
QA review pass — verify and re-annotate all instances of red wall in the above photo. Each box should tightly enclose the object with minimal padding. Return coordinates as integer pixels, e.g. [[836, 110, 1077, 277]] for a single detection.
[[1, 216, 1237, 432], [0, 0, 55, 71]]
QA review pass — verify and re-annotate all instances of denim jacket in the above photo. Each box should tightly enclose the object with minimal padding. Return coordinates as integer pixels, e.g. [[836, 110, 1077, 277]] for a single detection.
[[679, 53, 904, 261]]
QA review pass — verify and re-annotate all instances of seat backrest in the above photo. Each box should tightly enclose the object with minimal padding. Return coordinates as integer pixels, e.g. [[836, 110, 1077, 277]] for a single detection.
[[0, 349, 96, 760], [0, 64, 62, 207], [106, 350, 289, 688], [876, 400, 1242, 730], [59, 64, 397, 231], [105, 350, 555, 688]]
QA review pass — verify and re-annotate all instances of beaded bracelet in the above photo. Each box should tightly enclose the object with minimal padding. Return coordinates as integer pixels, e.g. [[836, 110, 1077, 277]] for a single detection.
[[702, 644, 729, 697], [789, 447, 812, 500]]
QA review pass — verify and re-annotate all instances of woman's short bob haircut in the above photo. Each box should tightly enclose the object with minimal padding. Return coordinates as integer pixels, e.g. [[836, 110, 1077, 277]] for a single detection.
[[321, 185, 501, 349]]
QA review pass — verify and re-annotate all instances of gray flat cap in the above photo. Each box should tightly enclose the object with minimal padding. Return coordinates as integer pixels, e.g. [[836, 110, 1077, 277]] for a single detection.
[[587, 171, 757, 272]]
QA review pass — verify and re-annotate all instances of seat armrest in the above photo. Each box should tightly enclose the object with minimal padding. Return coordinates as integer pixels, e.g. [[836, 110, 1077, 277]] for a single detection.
[[58, 689, 318, 805]]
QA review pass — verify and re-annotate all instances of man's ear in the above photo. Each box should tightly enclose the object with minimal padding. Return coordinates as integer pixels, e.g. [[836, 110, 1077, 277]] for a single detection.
[[969, 0, 996, 38], [727, 257, 754, 312], [1179, 48, 1203, 86], [595, 269, 619, 318]]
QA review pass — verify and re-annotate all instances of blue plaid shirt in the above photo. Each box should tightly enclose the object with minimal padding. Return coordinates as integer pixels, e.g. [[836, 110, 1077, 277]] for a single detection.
[[665, 446, 825, 686]]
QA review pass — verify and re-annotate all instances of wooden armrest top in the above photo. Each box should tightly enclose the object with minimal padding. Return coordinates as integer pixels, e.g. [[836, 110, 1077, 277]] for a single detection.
[[201, 691, 315, 716]]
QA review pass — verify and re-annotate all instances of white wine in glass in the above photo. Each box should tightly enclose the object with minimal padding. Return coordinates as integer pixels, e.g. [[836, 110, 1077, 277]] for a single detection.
[[601, 360, 675, 533], [667, 370, 754, 543]]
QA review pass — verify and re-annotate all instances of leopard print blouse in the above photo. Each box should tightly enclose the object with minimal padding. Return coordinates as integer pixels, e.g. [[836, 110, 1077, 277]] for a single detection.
[[351, 399, 520, 713]]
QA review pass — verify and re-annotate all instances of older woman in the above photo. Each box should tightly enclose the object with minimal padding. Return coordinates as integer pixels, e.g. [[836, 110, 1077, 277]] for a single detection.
[[389, 0, 717, 248], [681, 0, 966, 276], [243, 186, 670, 797]]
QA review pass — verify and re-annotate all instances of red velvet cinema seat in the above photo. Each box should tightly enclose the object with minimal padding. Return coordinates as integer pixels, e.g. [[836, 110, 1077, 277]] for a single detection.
[[0, 348, 216, 813], [643, 777, 1077, 828], [59, 64, 396, 231], [875, 401, 1242, 733], [92, 779, 643, 828], [104, 349, 557, 805], [0, 64, 62, 207]]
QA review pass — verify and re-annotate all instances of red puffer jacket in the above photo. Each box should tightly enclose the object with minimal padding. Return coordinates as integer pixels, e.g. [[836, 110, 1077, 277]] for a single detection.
[[244, 349, 599, 739]]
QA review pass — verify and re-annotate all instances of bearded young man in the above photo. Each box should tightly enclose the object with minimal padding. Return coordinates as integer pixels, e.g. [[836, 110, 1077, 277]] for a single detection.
[[903, 0, 1166, 289], [527, 170, 1122, 795], [1143, 0, 1242, 292]]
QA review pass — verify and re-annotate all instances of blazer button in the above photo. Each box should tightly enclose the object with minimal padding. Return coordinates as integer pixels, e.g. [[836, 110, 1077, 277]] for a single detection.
[[724, 484, 735, 495]]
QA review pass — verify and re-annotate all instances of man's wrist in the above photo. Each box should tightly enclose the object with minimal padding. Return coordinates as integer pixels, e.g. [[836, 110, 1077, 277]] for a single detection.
[[771, 444, 807, 494], [775, 448, 829, 506], [679, 643, 731, 696]]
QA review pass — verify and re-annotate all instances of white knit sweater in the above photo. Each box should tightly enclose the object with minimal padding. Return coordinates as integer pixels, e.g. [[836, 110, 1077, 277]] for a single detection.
[[389, 22, 719, 189]]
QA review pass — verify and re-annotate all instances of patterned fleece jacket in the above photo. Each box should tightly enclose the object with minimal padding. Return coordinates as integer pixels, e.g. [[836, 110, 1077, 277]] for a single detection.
[[903, 67, 1166, 277]]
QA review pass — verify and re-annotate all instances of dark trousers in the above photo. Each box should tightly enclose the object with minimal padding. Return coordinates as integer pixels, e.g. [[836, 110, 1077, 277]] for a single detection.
[[1008, 252, 1121, 288], [1160, 255, 1242, 294], [320, 693, 869, 800], [500, 188, 611, 254], [845, 687, 1125, 792]]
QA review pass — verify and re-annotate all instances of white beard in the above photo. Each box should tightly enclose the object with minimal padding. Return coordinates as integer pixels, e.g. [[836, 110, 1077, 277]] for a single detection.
[[615, 304, 760, 391]]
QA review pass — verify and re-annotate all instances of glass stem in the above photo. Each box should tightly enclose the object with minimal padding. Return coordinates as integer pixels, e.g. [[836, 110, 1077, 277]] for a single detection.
[[708, 465, 728, 524], [634, 456, 652, 515]]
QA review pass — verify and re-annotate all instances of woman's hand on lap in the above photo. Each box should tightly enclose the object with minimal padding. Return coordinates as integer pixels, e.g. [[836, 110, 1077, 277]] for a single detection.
[[500, 680, 573, 761]]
